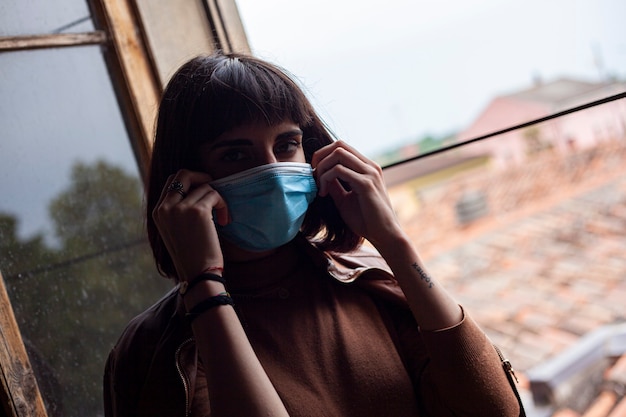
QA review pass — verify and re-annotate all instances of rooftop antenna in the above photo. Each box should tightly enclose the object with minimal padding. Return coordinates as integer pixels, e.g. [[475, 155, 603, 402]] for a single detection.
[[591, 42, 606, 82]]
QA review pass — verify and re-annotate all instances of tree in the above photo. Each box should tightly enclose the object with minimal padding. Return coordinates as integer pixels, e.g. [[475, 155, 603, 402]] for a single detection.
[[1, 160, 172, 416]]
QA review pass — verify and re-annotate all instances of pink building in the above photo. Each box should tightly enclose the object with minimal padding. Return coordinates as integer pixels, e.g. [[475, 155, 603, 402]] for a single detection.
[[457, 78, 626, 168]]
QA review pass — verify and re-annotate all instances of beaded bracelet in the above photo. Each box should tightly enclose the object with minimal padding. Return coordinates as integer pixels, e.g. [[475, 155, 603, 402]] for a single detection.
[[179, 272, 226, 296], [185, 292, 234, 323]]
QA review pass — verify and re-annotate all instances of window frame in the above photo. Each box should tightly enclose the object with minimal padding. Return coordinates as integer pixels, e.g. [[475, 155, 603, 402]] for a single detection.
[[0, 1, 248, 415]]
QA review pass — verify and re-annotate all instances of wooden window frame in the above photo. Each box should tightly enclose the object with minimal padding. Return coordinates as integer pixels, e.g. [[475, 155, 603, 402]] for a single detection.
[[0, 273, 47, 417], [0, 1, 248, 416]]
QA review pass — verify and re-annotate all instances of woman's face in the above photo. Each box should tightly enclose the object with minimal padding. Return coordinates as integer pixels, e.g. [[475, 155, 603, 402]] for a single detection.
[[199, 120, 306, 179]]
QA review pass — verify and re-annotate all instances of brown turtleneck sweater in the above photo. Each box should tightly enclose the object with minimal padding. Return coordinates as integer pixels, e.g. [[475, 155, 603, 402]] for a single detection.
[[188, 242, 521, 416]]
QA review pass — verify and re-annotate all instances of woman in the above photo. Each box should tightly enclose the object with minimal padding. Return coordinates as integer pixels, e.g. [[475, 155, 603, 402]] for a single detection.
[[104, 52, 523, 416]]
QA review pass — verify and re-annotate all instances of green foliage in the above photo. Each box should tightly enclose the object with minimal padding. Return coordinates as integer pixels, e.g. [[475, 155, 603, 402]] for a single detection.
[[418, 135, 446, 153], [373, 133, 454, 166], [49, 161, 144, 249], [0, 160, 172, 417]]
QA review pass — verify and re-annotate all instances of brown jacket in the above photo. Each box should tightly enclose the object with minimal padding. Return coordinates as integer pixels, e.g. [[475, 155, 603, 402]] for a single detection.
[[103, 238, 524, 416]]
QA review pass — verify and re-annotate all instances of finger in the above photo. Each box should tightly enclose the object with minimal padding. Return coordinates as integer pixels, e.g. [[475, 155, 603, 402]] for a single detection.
[[160, 169, 213, 206], [153, 170, 215, 245], [315, 146, 369, 175], [152, 182, 228, 279], [160, 175, 189, 207], [325, 177, 351, 201], [314, 141, 383, 184], [317, 163, 375, 197], [155, 174, 177, 209], [211, 191, 230, 226], [315, 150, 380, 196], [311, 140, 370, 168], [167, 178, 188, 200], [179, 169, 213, 189], [181, 184, 231, 226]]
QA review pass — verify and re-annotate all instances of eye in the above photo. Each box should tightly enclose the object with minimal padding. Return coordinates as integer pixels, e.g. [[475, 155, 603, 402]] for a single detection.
[[274, 139, 302, 155], [219, 148, 251, 162]]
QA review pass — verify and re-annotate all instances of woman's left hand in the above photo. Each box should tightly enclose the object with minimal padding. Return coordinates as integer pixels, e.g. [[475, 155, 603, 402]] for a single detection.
[[311, 140, 402, 248]]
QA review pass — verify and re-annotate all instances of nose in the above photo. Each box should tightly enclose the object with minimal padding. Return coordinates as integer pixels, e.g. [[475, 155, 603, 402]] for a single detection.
[[259, 149, 278, 166]]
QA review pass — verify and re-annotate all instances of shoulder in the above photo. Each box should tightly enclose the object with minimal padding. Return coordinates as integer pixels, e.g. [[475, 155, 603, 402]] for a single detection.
[[116, 287, 181, 349], [104, 287, 182, 415], [105, 287, 183, 381]]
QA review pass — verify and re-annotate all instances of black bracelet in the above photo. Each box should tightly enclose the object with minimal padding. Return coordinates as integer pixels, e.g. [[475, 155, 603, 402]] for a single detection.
[[185, 293, 234, 323], [179, 272, 226, 296]]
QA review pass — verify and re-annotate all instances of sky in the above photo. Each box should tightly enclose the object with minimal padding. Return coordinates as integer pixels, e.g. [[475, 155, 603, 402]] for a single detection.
[[235, 0, 626, 157], [1, 0, 625, 242]]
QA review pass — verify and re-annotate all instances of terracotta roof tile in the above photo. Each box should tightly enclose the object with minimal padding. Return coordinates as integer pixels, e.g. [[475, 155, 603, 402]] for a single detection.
[[553, 409, 582, 417], [388, 137, 626, 414], [606, 396, 626, 417], [581, 391, 618, 417], [607, 354, 626, 387]]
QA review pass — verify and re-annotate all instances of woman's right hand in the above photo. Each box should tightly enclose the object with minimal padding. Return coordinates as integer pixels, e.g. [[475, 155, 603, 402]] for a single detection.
[[152, 169, 230, 282], [154, 170, 290, 417]]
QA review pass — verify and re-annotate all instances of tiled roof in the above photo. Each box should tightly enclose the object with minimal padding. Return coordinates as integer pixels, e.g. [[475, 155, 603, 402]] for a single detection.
[[508, 79, 605, 106], [387, 137, 626, 415], [455, 79, 625, 146], [382, 153, 488, 187], [549, 354, 626, 416]]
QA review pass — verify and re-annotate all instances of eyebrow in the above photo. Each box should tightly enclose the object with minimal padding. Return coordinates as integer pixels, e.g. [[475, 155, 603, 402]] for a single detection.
[[209, 138, 252, 151], [277, 128, 304, 140], [208, 129, 304, 151]]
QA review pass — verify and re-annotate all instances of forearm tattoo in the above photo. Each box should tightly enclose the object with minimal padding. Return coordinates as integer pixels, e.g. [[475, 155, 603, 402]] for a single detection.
[[411, 262, 434, 288]]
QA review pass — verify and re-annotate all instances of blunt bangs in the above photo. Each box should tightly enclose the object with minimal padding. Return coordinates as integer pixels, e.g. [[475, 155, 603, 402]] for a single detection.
[[187, 55, 314, 148]]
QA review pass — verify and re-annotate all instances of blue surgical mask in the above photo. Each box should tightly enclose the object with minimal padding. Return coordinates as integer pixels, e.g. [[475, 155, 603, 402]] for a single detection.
[[210, 162, 318, 252]]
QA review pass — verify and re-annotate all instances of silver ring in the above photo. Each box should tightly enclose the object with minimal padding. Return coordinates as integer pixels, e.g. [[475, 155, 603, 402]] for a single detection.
[[168, 180, 186, 198]]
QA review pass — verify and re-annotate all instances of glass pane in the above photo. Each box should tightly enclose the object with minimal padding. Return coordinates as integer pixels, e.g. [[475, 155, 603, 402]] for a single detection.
[[134, 0, 216, 86], [386, 98, 626, 413], [0, 0, 94, 37], [0, 47, 172, 416], [236, 0, 626, 164]]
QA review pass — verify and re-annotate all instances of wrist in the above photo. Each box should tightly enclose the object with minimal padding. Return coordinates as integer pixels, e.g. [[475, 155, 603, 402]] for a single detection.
[[180, 272, 227, 309], [178, 264, 224, 283], [179, 271, 225, 295], [185, 291, 234, 323], [370, 228, 413, 260], [183, 280, 228, 310]]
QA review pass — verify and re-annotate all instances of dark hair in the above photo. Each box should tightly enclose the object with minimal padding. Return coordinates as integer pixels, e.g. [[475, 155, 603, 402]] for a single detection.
[[147, 52, 362, 279]]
